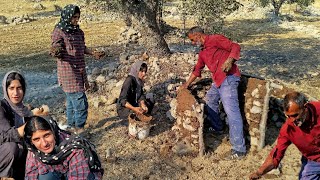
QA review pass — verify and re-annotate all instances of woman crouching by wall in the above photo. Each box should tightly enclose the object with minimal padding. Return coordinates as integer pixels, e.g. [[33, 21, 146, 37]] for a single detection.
[[24, 116, 103, 180], [117, 61, 154, 119]]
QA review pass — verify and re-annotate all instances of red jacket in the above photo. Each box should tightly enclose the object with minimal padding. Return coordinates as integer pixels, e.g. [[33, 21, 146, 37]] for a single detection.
[[192, 34, 241, 87], [270, 101, 320, 167]]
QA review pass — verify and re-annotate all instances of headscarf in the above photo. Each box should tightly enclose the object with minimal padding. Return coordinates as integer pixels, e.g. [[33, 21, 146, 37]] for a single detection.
[[55, 4, 80, 33], [129, 61, 146, 103], [2, 71, 33, 126], [25, 117, 103, 173], [129, 61, 146, 87]]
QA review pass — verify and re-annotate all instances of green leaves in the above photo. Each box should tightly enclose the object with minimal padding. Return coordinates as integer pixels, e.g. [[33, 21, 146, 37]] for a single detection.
[[180, 0, 241, 33], [255, 0, 315, 16]]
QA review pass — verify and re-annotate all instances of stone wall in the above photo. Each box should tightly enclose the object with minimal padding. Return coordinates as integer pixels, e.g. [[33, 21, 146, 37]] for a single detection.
[[161, 88, 205, 157], [164, 74, 294, 156], [239, 74, 294, 152]]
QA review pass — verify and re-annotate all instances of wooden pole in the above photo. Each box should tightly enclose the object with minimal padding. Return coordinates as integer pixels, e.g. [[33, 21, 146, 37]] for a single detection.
[[194, 104, 205, 156], [258, 82, 270, 150]]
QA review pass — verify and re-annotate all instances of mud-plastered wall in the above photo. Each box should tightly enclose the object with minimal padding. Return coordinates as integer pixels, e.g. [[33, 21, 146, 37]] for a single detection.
[[164, 75, 294, 156], [161, 88, 205, 156]]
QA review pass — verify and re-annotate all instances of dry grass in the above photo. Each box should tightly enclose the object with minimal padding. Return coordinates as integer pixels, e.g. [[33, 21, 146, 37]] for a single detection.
[[0, 0, 123, 57], [0, 0, 77, 17]]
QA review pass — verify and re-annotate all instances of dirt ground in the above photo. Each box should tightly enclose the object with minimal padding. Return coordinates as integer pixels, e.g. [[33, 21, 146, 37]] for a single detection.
[[1, 0, 320, 179]]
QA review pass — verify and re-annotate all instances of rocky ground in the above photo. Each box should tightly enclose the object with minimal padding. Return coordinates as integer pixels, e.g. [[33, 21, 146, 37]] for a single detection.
[[1, 0, 320, 179]]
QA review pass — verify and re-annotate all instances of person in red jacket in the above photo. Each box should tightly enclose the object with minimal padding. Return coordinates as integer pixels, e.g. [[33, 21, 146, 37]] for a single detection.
[[181, 26, 246, 160], [250, 91, 320, 179]]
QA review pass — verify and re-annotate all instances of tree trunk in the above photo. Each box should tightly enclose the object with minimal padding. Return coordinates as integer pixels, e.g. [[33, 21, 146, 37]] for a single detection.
[[272, 0, 286, 16], [122, 0, 171, 57]]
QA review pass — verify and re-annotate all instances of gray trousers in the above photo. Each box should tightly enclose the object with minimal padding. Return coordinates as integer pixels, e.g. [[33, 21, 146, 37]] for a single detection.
[[0, 142, 26, 179]]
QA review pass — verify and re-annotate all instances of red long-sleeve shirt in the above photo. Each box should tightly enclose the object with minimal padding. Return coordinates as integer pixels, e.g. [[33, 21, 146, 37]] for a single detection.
[[270, 101, 320, 167], [192, 34, 241, 87]]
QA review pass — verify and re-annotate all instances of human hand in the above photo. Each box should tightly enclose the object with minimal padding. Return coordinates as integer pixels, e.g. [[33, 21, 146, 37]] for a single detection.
[[178, 83, 188, 92], [221, 57, 234, 73], [49, 46, 64, 58], [92, 50, 106, 60], [25, 104, 33, 110], [133, 107, 144, 115], [17, 123, 26, 137], [31, 105, 49, 116], [140, 104, 148, 113], [249, 171, 262, 180]]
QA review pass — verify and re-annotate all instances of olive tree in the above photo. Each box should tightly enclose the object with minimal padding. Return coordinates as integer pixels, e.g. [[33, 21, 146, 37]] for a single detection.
[[121, 0, 171, 57], [97, 0, 170, 57], [95, 0, 242, 56], [181, 0, 241, 33], [255, 0, 315, 16]]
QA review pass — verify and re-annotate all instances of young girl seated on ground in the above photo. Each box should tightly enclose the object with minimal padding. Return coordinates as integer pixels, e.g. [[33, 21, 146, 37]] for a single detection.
[[117, 61, 154, 119], [24, 116, 103, 180]]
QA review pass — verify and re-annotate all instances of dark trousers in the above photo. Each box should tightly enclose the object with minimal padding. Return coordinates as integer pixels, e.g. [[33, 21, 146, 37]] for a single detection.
[[0, 142, 27, 179]]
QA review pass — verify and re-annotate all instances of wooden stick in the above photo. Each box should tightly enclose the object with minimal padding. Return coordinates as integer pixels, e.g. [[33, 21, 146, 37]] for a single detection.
[[258, 81, 270, 150], [194, 103, 205, 156]]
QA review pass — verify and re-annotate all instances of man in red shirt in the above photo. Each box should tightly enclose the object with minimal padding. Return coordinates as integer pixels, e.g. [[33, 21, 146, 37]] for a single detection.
[[250, 92, 320, 179], [181, 26, 246, 159]]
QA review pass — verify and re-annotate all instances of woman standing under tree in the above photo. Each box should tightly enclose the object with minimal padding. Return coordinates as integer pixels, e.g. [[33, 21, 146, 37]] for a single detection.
[[49, 4, 105, 134]]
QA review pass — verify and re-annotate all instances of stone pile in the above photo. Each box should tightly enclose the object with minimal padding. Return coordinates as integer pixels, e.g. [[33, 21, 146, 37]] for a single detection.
[[86, 52, 197, 118], [10, 14, 35, 25], [118, 26, 142, 45], [33, 3, 45, 10]]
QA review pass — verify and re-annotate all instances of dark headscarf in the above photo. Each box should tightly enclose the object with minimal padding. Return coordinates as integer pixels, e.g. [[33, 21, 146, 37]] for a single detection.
[[55, 4, 80, 33], [24, 117, 103, 173], [2, 71, 33, 126]]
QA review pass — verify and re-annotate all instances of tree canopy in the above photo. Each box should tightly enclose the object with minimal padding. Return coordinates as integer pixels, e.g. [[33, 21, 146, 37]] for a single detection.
[[255, 0, 315, 16]]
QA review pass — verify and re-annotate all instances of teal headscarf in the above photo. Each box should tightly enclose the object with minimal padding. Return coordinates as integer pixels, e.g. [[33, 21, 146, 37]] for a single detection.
[[55, 4, 80, 33]]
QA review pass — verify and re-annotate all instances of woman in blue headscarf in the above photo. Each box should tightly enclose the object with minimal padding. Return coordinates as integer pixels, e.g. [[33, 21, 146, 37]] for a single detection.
[[24, 116, 103, 180]]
